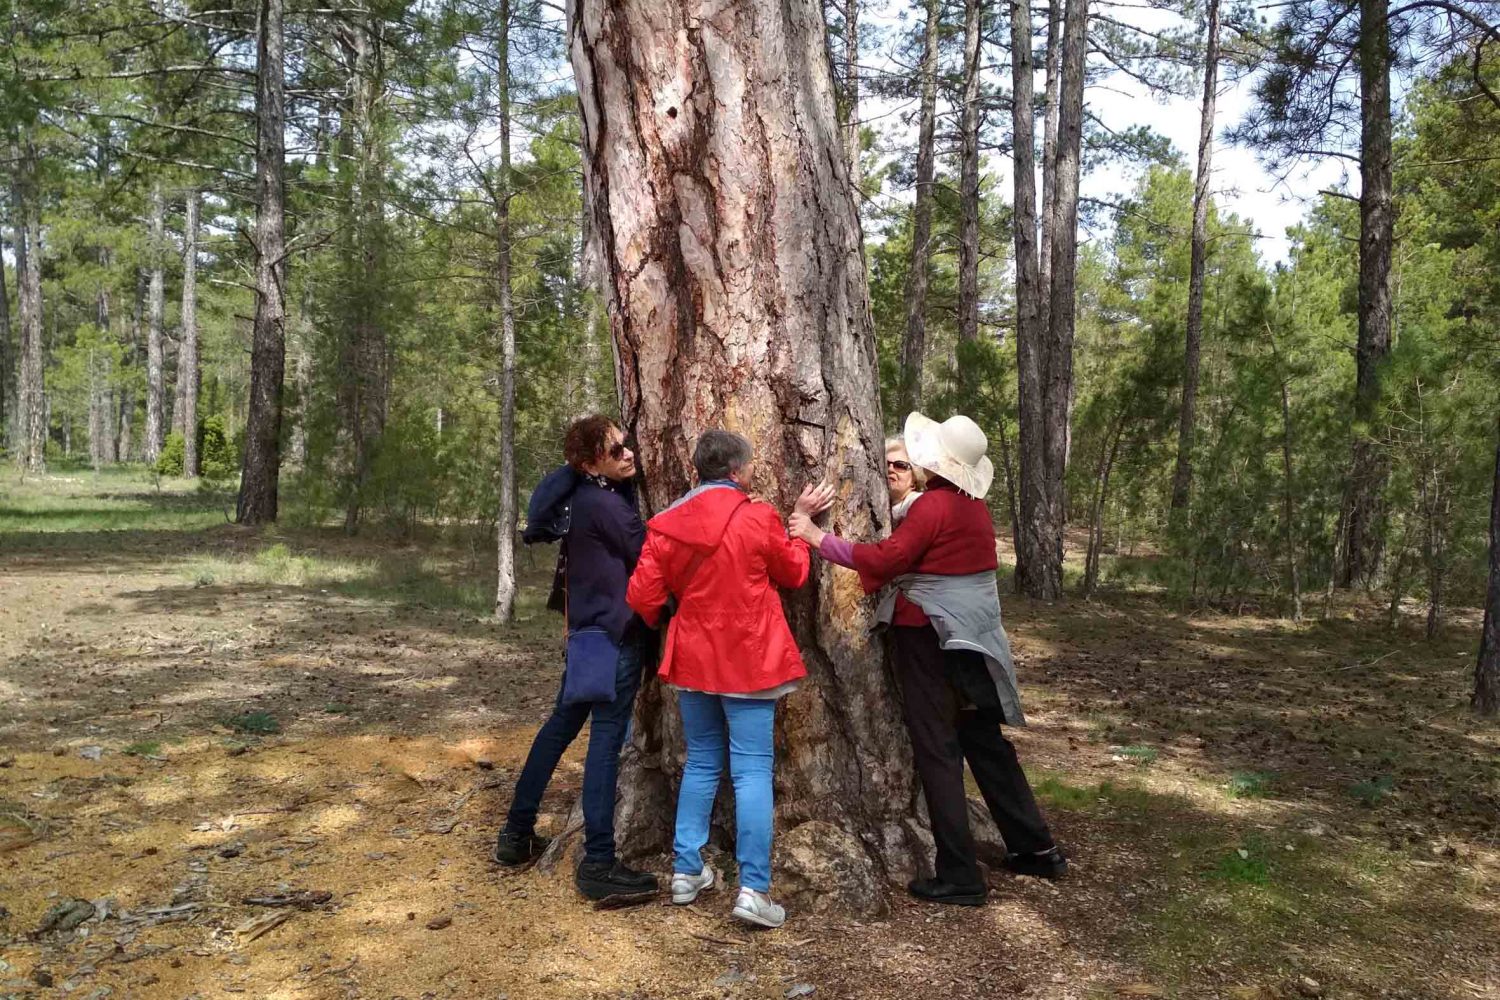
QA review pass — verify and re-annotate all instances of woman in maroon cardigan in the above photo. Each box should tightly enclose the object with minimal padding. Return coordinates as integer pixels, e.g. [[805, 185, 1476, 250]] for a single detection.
[[790, 413, 1065, 906]]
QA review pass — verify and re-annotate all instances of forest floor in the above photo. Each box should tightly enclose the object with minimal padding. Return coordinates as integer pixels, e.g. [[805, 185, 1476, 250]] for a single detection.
[[2, 467, 1498, 1000]]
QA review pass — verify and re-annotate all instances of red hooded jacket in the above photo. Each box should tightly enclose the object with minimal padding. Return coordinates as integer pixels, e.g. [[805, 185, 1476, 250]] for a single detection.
[[626, 486, 809, 694]]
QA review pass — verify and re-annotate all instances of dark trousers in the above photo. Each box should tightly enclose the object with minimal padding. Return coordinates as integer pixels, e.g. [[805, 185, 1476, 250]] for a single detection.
[[505, 638, 643, 864], [893, 625, 1054, 886]]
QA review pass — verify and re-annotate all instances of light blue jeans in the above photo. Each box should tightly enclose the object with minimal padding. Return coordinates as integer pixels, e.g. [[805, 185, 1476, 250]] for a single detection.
[[673, 691, 777, 892]]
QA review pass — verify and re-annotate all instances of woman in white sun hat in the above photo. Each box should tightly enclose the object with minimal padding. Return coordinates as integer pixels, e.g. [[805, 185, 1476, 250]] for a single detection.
[[788, 412, 1065, 906]]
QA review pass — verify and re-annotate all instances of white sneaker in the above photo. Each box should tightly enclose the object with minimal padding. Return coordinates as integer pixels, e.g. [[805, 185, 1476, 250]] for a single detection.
[[670, 865, 716, 905], [731, 887, 785, 928]]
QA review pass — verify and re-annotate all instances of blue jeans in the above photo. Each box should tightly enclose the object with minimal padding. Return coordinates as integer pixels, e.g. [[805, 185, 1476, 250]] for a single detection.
[[505, 638, 643, 864], [673, 692, 777, 892]]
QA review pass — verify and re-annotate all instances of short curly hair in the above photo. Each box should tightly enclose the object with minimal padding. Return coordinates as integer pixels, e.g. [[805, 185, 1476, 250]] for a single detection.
[[564, 414, 620, 469]]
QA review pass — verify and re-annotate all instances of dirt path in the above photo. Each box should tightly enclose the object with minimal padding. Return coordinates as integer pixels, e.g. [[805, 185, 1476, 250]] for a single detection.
[[2, 474, 1497, 999]]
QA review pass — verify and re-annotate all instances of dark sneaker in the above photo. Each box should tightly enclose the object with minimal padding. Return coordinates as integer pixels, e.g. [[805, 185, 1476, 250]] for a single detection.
[[492, 829, 549, 867], [907, 876, 987, 906], [575, 860, 660, 900], [1002, 846, 1068, 879]]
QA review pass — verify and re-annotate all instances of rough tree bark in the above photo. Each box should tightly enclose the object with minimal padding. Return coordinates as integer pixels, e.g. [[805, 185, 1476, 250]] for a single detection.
[[237, 0, 288, 524], [181, 190, 201, 477], [145, 182, 167, 463], [1170, 0, 1220, 512], [1473, 416, 1500, 716], [118, 272, 142, 463], [568, 0, 925, 912], [494, 0, 519, 621], [899, 0, 940, 415], [1343, 0, 1393, 587], [957, 0, 983, 346]]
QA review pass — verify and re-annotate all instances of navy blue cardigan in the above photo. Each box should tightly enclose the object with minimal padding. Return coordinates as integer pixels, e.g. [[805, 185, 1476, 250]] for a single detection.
[[526, 465, 646, 644]]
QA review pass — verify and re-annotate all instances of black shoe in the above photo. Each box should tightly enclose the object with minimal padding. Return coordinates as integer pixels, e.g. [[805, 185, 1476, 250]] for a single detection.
[[576, 860, 660, 900], [492, 829, 549, 867], [1002, 846, 1068, 879], [907, 876, 987, 906]]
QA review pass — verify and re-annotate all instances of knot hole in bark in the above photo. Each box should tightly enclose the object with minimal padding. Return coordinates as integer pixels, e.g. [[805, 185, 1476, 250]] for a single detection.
[[666, 106, 678, 119]]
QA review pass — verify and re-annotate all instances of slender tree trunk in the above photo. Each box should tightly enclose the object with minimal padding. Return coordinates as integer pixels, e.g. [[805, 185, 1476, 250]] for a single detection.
[[181, 191, 201, 477], [1033, 0, 1087, 599], [997, 415, 1019, 532], [0, 222, 11, 453], [97, 272, 117, 465], [1171, 0, 1220, 511], [569, 0, 922, 911], [1039, 0, 1062, 314], [1280, 376, 1302, 621], [1083, 414, 1124, 597], [1343, 0, 1393, 587], [1472, 416, 1500, 715], [1010, 0, 1054, 597], [341, 12, 389, 533], [13, 143, 46, 474], [842, 0, 862, 192], [900, 0, 940, 415], [237, 0, 288, 524], [145, 182, 166, 463], [118, 272, 142, 463], [495, 0, 519, 621], [957, 0, 983, 346]]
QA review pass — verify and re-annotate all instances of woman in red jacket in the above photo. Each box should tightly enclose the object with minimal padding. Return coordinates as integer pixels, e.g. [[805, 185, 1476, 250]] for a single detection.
[[627, 431, 833, 929]]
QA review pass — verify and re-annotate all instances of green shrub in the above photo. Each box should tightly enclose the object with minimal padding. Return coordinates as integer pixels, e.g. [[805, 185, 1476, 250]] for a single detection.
[[156, 432, 186, 476], [199, 415, 236, 480]]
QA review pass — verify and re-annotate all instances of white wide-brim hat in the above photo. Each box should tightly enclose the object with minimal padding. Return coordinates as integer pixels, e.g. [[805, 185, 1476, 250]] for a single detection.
[[904, 411, 994, 500]]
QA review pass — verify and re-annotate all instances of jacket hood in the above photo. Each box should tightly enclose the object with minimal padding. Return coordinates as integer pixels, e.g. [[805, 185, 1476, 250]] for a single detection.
[[648, 485, 750, 553]]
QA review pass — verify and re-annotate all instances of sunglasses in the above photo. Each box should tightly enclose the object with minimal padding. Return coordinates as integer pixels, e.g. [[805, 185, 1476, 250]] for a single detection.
[[607, 440, 634, 460], [887, 460, 912, 471]]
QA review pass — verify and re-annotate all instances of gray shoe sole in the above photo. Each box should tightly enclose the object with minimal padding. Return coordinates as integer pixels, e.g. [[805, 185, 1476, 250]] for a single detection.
[[671, 867, 716, 905], [731, 901, 785, 929]]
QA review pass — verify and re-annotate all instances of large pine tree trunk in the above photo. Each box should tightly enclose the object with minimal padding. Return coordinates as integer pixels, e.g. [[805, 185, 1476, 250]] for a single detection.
[[1473, 416, 1500, 716], [237, 0, 288, 524], [1344, 0, 1393, 587], [568, 0, 924, 912], [1009, 0, 1053, 597], [494, 0, 519, 621], [181, 190, 201, 477], [145, 182, 167, 463], [957, 0, 983, 346], [1171, 0, 1219, 512], [899, 0, 940, 415]]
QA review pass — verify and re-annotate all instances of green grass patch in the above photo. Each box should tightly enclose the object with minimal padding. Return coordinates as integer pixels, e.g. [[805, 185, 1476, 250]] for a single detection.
[[322, 703, 354, 715], [122, 740, 163, 757], [223, 711, 281, 735], [1226, 770, 1276, 799], [1348, 774, 1395, 806], [1113, 744, 1160, 765], [1033, 776, 1096, 810], [1213, 844, 1271, 885], [0, 467, 229, 535], [1030, 774, 1158, 813]]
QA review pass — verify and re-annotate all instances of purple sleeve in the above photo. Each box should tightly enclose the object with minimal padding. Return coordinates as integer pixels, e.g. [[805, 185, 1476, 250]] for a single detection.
[[818, 534, 857, 568]]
